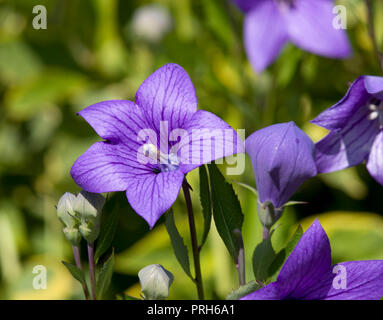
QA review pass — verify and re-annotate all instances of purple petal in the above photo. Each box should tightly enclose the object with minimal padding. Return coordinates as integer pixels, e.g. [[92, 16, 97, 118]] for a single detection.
[[230, 0, 258, 13], [78, 100, 150, 146], [315, 106, 379, 173], [311, 77, 370, 130], [285, 0, 351, 58], [125, 169, 185, 228], [277, 220, 332, 299], [366, 130, 383, 185], [71, 142, 151, 193], [245, 122, 317, 208], [177, 110, 245, 173], [135, 63, 197, 132], [322, 261, 383, 300], [243, 1, 288, 72], [240, 282, 281, 300], [364, 75, 383, 100]]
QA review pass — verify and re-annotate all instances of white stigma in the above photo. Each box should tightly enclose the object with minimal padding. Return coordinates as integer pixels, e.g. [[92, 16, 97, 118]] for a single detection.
[[142, 143, 179, 172]]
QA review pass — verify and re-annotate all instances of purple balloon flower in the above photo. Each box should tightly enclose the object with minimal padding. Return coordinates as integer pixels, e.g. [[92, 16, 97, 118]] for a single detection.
[[232, 0, 351, 72], [242, 219, 383, 300], [71, 64, 244, 228], [312, 76, 383, 185], [246, 122, 317, 209]]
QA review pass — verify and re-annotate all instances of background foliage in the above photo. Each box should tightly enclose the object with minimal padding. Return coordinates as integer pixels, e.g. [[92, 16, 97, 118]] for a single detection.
[[0, 0, 383, 299]]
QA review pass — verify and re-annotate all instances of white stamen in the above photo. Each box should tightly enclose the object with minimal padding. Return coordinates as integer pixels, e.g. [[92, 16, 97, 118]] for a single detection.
[[369, 104, 378, 111], [368, 111, 379, 120], [143, 143, 160, 161], [142, 143, 179, 172]]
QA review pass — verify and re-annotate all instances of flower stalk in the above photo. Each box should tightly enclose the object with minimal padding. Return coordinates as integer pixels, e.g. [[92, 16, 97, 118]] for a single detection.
[[182, 179, 204, 300], [72, 245, 90, 300], [87, 242, 97, 300]]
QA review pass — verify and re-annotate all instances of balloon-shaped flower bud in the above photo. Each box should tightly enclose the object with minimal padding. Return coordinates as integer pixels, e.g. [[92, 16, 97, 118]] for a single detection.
[[74, 190, 105, 243], [246, 122, 317, 226], [138, 264, 174, 300], [57, 192, 81, 245]]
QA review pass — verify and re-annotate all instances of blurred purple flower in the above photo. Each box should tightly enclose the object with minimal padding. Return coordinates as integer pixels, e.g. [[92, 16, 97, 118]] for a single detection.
[[245, 122, 317, 209], [242, 219, 383, 300], [71, 63, 243, 228], [312, 76, 383, 185], [232, 0, 351, 72]]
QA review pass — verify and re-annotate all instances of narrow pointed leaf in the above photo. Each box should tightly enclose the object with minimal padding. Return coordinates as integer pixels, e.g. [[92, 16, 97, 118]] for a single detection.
[[252, 231, 277, 282], [233, 181, 258, 198], [165, 210, 193, 280], [199, 165, 212, 249], [268, 225, 304, 281], [208, 163, 244, 260], [95, 203, 120, 263], [62, 261, 87, 287], [283, 201, 307, 207], [226, 281, 262, 300], [96, 250, 115, 300]]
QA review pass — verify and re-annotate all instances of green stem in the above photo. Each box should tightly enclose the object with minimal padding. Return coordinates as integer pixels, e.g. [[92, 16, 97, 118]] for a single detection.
[[262, 227, 269, 240], [87, 242, 97, 300], [182, 179, 205, 300], [72, 245, 90, 300], [233, 229, 246, 286]]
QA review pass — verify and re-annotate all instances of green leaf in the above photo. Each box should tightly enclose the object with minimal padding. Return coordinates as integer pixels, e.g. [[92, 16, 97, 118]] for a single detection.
[[95, 203, 120, 263], [165, 210, 193, 281], [268, 226, 303, 281], [232, 181, 258, 198], [199, 165, 212, 249], [252, 231, 277, 283], [62, 261, 87, 287], [226, 281, 262, 300], [208, 163, 244, 261], [283, 201, 307, 207], [96, 250, 115, 300]]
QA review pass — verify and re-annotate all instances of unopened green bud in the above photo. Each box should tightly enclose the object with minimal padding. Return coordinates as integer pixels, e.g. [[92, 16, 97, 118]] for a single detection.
[[257, 200, 284, 230], [63, 227, 82, 245], [57, 192, 78, 228], [138, 264, 174, 300], [74, 190, 105, 243], [57, 192, 81, 245]]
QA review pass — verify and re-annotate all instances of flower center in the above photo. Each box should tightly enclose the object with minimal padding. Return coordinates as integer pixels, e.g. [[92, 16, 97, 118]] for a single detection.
[[142, 143, 180, 172], [367, 99, 383, 127]]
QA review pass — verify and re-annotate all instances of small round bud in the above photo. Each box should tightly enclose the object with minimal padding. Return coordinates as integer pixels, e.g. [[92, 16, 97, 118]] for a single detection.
[[138, 264, 174, 300], [57, 192, 78, 228], [74, 190, 105, 243], [63, 227, 81, 245]]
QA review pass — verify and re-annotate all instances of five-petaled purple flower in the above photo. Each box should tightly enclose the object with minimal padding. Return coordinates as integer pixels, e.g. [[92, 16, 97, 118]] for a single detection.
[[242, 219, 383, 300], [312, 76, 383, 185], [71, 64, 243, 228], [245, 122, 317, 210], [232, 0, 351, 72]]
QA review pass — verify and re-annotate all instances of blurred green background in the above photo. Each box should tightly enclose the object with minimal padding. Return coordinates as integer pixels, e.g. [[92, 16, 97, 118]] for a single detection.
[[0, 0, 383, 299]]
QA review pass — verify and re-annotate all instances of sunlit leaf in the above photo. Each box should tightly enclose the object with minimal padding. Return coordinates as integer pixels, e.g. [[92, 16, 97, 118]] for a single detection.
[[96, 251, 115, 300], [208, 163, 244, 261], [199, 165, 212, 249], [226, 281, 261, 300], [165, 210, 193, 281]]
